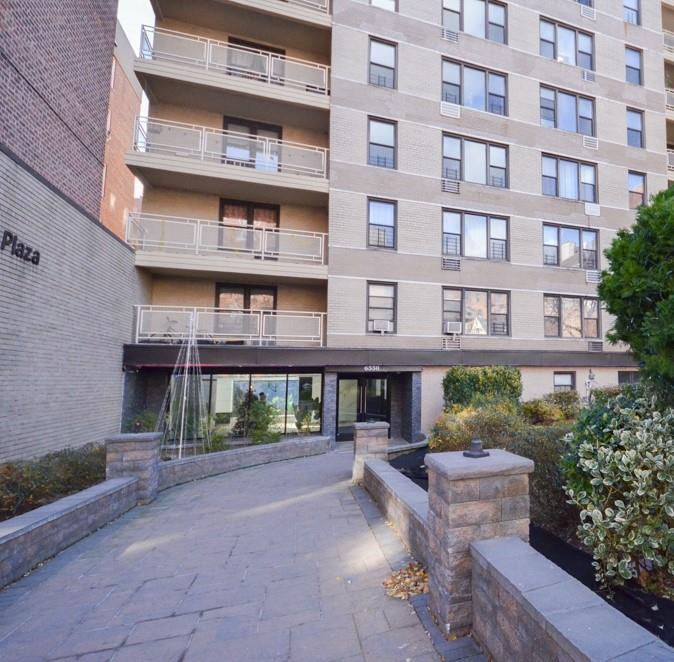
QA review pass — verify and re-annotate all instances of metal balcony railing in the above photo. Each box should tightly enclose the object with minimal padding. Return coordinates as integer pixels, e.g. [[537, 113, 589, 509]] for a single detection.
[[133, 116, 329, 179], [666, 88, 674, 111], [668, 150, 674, 171], [665, 30, 674, 53], [134, 305, 326, 346], [126, 212, 328, 265], [139, 26, 330, 96], [275, 0, 329, 13]]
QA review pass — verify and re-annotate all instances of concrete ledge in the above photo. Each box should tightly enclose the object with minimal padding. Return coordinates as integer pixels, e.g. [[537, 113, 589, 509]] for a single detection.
[[158, 436, 330, 491], [0, 478, 138, 588], [471, 537, 674, 661], [363, 459, 429, 566]]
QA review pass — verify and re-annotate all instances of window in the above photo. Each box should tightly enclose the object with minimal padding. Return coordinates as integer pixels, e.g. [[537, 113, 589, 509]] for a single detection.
[[618, 371, 640, 385], [540, 87, 594, 136], [368, 199, 396, 249], [540, 19, 594, 70], [369, 39, 396, 88], [626, 108, 644, 148], [543, 224, 598, 269], [367, 283, 396, 332], [625, 47, 642, 85], [628, 171, 645, 209], [544, 295, 599, 338], [553, 372, 576, 392], [368, 118, 396, 168], [624, 0, 640, 25], [371, 0, 396, 10], [443, 288, 509, 335], [443, 135, 507, 187], [542, 155, 597, 202], [443, 210, 507, 259], [443, 60, 506, 115], [443, 0, 506, 43]]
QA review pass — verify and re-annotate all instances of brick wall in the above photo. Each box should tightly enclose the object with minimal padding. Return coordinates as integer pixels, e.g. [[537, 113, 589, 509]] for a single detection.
[[0, 0, 118, 219], [0, 151, 151, 461]]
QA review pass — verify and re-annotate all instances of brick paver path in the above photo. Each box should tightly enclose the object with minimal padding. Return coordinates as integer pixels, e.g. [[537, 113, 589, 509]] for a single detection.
[[0, 446, 463, 661]]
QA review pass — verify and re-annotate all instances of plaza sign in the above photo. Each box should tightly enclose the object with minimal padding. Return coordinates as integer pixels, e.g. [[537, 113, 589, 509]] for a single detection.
[[1, 230, 40, 265]]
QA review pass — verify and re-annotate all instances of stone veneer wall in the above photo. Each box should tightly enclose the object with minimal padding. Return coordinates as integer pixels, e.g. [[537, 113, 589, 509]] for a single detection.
[[472, 537, 673, 661], [363, 459, 429, 566], [158, 436, 331, 491], [0, 478, 138, 589]]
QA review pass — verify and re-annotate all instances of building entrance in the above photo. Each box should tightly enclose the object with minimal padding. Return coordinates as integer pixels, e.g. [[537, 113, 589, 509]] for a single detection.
[[336, 376, 390, 441]]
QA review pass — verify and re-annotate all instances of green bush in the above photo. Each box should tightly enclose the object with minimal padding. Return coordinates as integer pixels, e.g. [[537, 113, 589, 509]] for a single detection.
[[563, 390, 674, 598], [429, 404, 577, 540], [0, 444, 105, 521], [442, 366, 522, 409], [123, 410, 158, 434], [521, 399, 565, 425], [544, 390, 581, 420]]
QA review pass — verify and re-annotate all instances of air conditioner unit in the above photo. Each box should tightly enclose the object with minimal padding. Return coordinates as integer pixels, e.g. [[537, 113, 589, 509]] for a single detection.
[[441, 257, 461, 271], [583, 136, 599, 150], [585, 203, 601, 217], [580, 5, 596, 20], [372, 319, 394, 334], [588, 341, 603, 352], [581, 69, 596, 83], [443, 321, 463, 335], [586, 270, 601, 284]]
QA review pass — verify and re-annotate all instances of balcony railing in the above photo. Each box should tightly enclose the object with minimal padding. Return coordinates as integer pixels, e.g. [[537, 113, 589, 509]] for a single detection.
[[133, 116, 329, 179], [139, 26, 330, 96], [127, 212, 327, 265], [284, 0, 329, 12], [668, 150, 674, 171], [134, 305, 325, 346], [665, 30, 674, 53], [667, 88, 674, 111]]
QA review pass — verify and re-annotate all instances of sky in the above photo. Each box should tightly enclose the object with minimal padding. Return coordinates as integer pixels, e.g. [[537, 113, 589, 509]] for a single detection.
[[117, 0, 155, 55]]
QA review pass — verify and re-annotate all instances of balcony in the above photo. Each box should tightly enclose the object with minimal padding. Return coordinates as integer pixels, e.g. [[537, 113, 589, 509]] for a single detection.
[[134, 305, 326, 346], [668, 150, 674, 172], [150, 0, 331, 29], [666, 31, 674, 60], [127, 212, 328, 281], [126, 117, 329, 205], [135, 26, 330, 113]]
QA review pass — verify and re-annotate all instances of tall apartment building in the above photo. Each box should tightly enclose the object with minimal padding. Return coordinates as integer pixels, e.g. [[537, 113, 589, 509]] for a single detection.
[[0, 1, 148, 461], [124, 0, 662, 443]]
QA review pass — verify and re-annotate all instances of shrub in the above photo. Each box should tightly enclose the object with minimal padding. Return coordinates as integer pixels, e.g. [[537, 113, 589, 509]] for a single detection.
[[544, 390, 581, 420], [124, 410, 158, 434], [521, 399, 565, 426], [563, 390, 674, 598], [442, 366, 522, 409], [0, 444, 105, 521]]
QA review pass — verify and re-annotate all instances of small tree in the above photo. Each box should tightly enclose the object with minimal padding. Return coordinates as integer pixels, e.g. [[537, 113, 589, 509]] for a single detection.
[[599, 187, 674, 395]]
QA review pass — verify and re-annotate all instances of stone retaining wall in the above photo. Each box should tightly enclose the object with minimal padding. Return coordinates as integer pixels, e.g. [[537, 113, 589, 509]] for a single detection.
[[0, 478, 137, 588], [472, 537, 674, 661], [158, 436, 331, 491], [363, 459, 429, 566]]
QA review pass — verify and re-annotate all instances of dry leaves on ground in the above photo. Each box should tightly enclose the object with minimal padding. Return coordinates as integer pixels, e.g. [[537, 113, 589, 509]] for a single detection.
[[383, 562, 429, 600]]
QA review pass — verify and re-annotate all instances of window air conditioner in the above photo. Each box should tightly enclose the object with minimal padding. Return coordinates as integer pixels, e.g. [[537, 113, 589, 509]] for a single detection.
[[443, 321, 463, 335], [372, 319, 394, 334]]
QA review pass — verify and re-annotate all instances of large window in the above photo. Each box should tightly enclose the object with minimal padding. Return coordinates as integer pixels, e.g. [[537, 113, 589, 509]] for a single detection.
[[540, 19, 593, 70], [553, 372, 576, 392], [443, 135, 507, 187], [367, 282, 396, 332], [626, 108, 644, 148], [540, 86, 594, 136], [368, 199, 396, 249], [368, 118, 396, 169], [442, 0, 506, 43], [625, 47, 642, 85], [624, 0, 640, 25], [443, 288, 509, 335], [618, 371, 640, 385], [442, 60, 506, 115], [207, 372, 323, 438], [371, 0, 397, 10], [369, 39, 396, 88], [628, 171, 645, 209], [542, 155, 597, 202], [443, 210, 507, 259], [544, 295, 599, 338], [543, 224, 598, 269]]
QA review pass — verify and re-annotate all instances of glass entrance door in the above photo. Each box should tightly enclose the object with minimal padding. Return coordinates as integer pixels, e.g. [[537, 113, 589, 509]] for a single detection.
[[337, 376, 390, 441]]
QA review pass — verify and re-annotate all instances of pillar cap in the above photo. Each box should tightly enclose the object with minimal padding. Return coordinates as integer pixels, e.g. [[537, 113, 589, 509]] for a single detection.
[[106, 432, 162, 444], [425, 449, 533, 480], [353, 422, 390, 430]]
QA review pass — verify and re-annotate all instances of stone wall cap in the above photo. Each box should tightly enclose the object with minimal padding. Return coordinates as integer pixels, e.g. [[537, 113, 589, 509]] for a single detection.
[[106, 432, 162, 443], [425, 449, 534, 479], [353, 422, 390, 430]]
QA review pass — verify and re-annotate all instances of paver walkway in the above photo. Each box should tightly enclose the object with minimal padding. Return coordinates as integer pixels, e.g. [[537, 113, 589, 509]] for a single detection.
[[0, 446, 476, 661]]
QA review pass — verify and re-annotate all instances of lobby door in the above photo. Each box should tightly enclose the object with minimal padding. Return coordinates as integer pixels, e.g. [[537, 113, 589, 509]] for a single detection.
[[337, 376, 390, 441]]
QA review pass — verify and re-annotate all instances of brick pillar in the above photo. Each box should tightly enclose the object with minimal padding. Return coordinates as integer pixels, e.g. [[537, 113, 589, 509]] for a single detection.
[[426, 449, 534, 637], [106, 433, 161, 505], [352, 421, 390, 483], [322, 372, 337, 448]]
